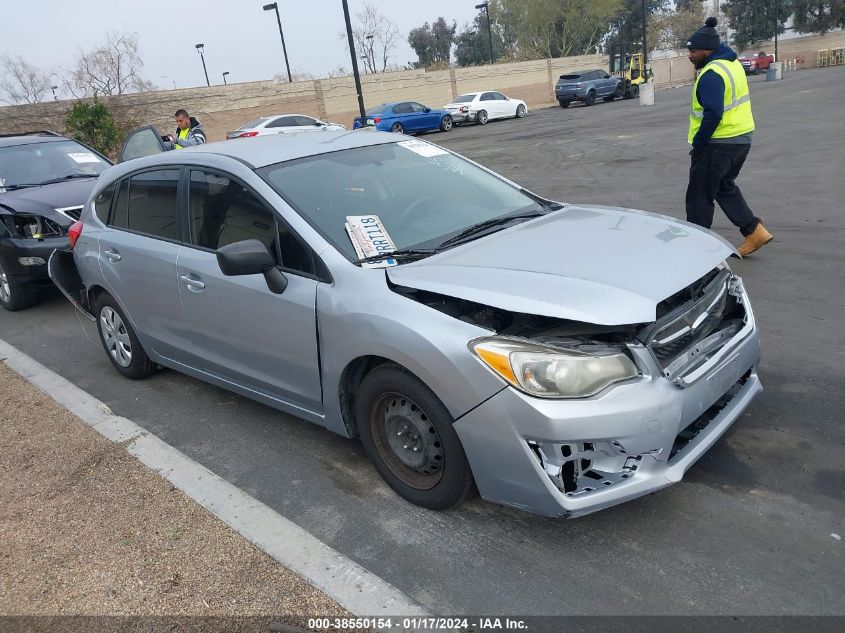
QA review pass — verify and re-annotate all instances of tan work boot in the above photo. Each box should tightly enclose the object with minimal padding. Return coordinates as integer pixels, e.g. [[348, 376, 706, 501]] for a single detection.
[[737, 222, 774, 257]]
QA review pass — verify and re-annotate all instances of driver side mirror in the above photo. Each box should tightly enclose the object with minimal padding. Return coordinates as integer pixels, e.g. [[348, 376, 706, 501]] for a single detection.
[[423, 107, 431, 113], [314, 120, 324, 126], [216, 239, 287, 294]]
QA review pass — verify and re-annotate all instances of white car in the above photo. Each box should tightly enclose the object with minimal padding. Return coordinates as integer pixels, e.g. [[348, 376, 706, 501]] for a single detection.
[[443, 91, 528, 126], [226, 114, 345, 139]]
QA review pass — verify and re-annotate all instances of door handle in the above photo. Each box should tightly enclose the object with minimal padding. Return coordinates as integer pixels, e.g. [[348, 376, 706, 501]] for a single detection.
[[180, 274, 205, 290], [104, 249, 121, 262]]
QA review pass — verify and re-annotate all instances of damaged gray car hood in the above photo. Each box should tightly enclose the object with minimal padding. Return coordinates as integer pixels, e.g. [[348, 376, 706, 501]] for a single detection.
[[387, 204, 734, 326]]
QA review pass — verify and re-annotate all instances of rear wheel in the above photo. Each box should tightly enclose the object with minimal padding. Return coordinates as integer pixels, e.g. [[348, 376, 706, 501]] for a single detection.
[[476, 109, 489, 125], [439, 115, 453, 132], [614, 82, 625, 99], [515, 104, 526, 118], [584, 90, 596, 106], [356, 364, 474, 510], [390, 122, 405, 134], [0, 260, 39, 312], [95, 293, 155, 379]]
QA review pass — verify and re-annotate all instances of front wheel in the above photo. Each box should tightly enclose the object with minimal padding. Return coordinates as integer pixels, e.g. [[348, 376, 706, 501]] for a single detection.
[[391, 122, 405, 134], [95, 293, 156, 380], [515, 104, 526, 118], [439, 115, 453, 132], [476, 109, 489, 125], [356, 364, 474, 510], [0, 260, 39, 311]]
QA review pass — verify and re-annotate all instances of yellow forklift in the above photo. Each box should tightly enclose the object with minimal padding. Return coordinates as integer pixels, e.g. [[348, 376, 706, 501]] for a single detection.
[[611, 52, 648, 99]]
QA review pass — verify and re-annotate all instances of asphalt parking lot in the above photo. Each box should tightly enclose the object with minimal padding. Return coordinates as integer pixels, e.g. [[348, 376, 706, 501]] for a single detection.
[[2, 66, 843, 615]]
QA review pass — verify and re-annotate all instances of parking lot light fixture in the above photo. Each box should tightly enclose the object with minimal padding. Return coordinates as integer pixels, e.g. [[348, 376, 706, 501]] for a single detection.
[[342, 0, 367, 120], [263, 2, 292, 83], [222, 71, 230, 85], [195, 43, 210, 87], [475, 2, 494, 65]]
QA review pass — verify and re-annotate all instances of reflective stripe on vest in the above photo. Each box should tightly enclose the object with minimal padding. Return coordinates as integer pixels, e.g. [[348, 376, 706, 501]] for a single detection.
[[688, 58, 755, 144], [174, 127, 189, 150]]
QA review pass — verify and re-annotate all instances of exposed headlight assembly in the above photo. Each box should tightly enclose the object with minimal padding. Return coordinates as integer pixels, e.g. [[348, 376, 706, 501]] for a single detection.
[[470, 337, 640, 399]]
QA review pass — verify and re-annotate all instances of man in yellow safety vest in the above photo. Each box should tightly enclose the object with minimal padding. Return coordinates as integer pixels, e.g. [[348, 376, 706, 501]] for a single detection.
[[165, 109, 207, 150], [686, 17, 773, 256]]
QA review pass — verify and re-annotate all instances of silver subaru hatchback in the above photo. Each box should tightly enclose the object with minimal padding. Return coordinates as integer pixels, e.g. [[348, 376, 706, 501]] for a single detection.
[[50, 131, 761, 517]]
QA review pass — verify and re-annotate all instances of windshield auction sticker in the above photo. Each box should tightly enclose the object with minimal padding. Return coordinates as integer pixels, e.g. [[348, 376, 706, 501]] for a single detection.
[[345, 215, 398, 267], [67, 152, 100, 164], [398, 139, 448, 158]]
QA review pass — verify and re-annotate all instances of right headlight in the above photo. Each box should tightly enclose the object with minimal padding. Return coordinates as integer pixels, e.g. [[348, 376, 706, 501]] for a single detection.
[[470, 337, 639, 399]]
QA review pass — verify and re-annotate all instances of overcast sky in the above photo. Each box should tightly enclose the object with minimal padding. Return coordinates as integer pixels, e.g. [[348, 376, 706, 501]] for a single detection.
[[2, 0, 481, 91]]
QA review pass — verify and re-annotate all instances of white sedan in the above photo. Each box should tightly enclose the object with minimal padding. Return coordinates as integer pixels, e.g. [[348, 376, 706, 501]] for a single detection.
[[443, 91, 528, 126], [226, 114, 345, 139]]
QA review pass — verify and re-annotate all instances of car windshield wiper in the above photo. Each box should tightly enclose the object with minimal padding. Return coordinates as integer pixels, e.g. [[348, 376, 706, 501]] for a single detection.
[[37, 173, 99, 186], [1, 183, 42, 191], [436, 209, 547, 251], [355, 248, 437, 266]]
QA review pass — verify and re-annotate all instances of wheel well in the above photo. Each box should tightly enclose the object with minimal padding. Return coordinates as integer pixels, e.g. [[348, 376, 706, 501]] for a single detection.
[[339, 355, 394, 438], [84, 284, 109, 311]]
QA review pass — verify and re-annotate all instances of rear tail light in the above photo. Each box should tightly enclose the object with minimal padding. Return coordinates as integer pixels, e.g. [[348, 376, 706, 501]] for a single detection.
[[460, 106, 469, 113], [373, 118, 381, 124], [237, 131, 259, 138], [68, 221, 83, 248]]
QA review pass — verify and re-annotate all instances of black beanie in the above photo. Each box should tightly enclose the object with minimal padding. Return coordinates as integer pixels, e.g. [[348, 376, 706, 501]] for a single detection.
[[687, 17, 720, 50]]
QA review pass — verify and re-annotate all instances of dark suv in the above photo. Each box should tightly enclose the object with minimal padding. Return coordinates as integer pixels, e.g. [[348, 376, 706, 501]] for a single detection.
[[0, 131, 111, 310]]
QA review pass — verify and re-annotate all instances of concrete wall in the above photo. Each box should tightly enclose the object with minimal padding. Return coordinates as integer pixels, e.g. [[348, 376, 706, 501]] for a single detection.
[[1, 31, 840, 142]]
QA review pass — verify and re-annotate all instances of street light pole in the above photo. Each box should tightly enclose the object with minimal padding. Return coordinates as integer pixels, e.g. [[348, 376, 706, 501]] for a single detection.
[[774, 0, 779, 61], [195, 44, 210, 87], [475, 2, 494, 65], [222, 71, 230, 85], [366, 34, 375, 73], [263, 2, 292, 83], [641, 0, 648, 79], [342, 0, 367, 121]]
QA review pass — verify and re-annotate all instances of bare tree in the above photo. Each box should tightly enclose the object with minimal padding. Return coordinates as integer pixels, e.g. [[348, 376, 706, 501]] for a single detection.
[[339, 3, 401, 73], [65, 32, 152, 97], [0, 55, 52, 104]]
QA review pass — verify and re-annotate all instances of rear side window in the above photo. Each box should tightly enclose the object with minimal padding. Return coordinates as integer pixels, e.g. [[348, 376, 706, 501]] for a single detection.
[[93, 183, 116, 222], [560, 74, 581, 80], [294, 116, 317, 126], [267, 116, 298, 128], [109, 169, 180, 241]]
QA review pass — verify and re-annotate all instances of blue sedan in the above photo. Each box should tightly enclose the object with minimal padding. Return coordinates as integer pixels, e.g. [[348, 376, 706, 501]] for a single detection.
[[353, 101, 453, 134]]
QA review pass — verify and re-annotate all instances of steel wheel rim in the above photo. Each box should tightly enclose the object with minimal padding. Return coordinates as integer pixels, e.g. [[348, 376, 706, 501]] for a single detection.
[[100, 306, 133, 368], [371, 393, 444, 490], [0, 263, 10, 303]]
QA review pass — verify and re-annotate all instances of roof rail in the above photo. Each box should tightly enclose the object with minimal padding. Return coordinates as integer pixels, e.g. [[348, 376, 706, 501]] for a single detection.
[[0, 130, 64, 138]]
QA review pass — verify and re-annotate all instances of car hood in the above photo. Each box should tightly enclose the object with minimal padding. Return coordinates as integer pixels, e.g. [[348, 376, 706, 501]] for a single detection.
[[0, 178, 98, 225], [386, 204, 735, 326]]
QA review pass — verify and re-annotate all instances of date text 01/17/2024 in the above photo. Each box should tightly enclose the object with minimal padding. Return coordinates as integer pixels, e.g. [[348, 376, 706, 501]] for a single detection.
[[306, 617, 529, 631]]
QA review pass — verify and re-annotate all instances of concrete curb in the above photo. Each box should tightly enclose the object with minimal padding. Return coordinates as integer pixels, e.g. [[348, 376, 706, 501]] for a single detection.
[[0, 337, 428, 620]]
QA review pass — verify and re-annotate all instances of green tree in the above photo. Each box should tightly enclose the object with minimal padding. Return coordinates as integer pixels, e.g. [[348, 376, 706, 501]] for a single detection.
[[650, 1, 707, 51], [492, 0, 623, 60], [64, 97, 121, 157], [723, 0, 793, 51], [408, 17, 456, 68], [792, 0, 845, 34], [454, 10, 506, 66]]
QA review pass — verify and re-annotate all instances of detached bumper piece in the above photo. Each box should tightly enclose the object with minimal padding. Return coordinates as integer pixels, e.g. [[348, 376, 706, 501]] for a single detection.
[[47, 248, 94, 320]]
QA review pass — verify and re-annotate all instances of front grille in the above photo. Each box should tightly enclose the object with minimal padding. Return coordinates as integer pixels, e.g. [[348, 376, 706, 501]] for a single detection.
[[641, 269, 746, 380], [55, 206, 83, 221]]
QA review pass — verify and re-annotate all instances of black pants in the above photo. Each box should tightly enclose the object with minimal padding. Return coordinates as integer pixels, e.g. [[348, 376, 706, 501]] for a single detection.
[[685, 143, 760, 236]]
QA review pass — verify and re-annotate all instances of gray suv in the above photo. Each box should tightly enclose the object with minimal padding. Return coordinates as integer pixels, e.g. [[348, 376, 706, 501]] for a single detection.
[[50, 132, 762, 517], [555, 69, 624, 107]]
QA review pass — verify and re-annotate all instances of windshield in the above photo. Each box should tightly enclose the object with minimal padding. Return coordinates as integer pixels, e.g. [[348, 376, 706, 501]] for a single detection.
[[453, 94, 477, 103], [258, 141, 538, 261], [239, 117, 269, 130], [365, 104, 387, 116], [0, 140, 110, 189]]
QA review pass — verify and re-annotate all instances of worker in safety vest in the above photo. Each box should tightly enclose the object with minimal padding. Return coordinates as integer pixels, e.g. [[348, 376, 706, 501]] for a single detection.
[[685, 17, 773, 257], [165, 109, 207, 150]]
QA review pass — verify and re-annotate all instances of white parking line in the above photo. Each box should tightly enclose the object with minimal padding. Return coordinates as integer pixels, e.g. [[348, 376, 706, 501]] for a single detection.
[[0, 337, 428, 621]]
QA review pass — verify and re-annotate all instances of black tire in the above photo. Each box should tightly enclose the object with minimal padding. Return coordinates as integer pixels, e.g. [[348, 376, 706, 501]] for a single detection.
[[559, 100, 569, 108], [356, 364, 474, 510], [584, 90, 596, 106], [515, 104, 526, 118], [614, 82, 625, 99], [391, 122, 405, 134], [439, 115, 453, 132], [476, 109, 489, 125], [94, 293, 155, 380], [0, 259, 39, 312], [632, 84, 640, 98]]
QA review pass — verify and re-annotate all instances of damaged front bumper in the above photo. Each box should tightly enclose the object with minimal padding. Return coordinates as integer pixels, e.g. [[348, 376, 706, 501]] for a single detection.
[[454, 276, 762, 518]]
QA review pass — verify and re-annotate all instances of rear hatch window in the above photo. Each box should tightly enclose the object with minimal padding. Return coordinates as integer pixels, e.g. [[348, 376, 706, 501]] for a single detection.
[[559, 74, 581, 81]]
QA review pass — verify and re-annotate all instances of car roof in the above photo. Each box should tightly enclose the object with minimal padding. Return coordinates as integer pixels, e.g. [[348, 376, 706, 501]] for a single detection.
[[0, 134, 71, 149], [124, 130, 402, 171]]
